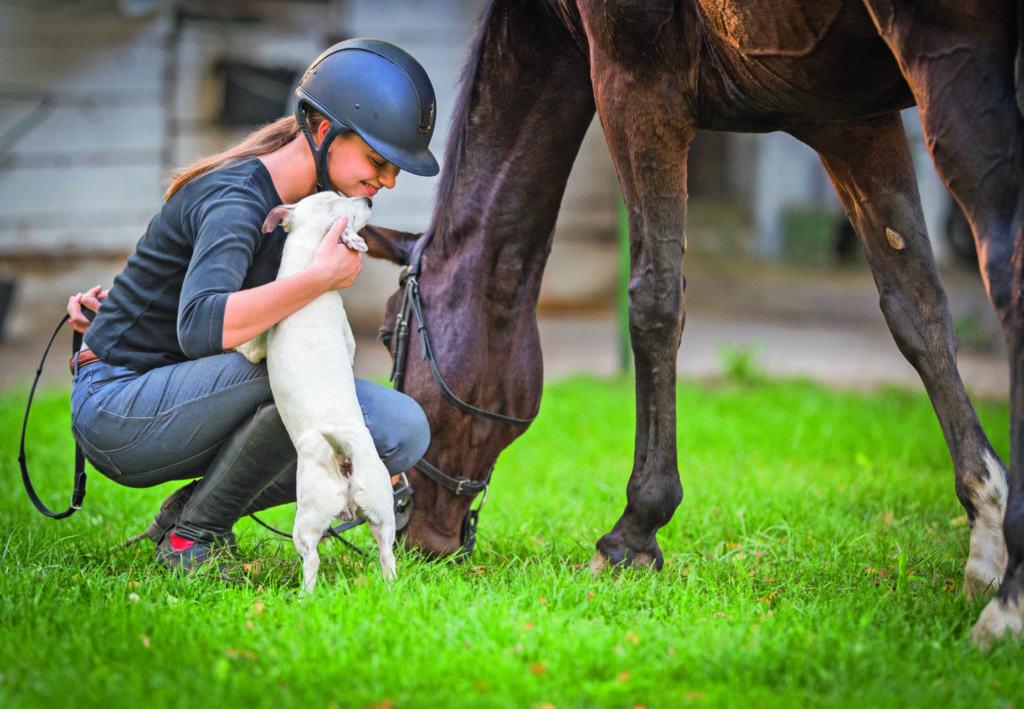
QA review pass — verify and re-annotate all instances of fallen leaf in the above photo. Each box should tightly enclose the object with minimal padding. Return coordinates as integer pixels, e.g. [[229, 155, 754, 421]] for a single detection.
[[226, 648, 258, 661]]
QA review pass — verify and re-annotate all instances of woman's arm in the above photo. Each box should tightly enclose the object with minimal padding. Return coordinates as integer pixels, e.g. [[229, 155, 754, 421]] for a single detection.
[[220, 216, 362, 350]]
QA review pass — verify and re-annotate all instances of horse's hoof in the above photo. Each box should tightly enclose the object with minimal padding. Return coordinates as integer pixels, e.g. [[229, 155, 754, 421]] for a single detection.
[[591, 539, 664, 575], [971, 596, 1024, 650]]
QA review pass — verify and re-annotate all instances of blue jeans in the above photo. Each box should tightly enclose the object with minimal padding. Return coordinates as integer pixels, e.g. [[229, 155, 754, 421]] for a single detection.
[[70, 351, 429, 489]]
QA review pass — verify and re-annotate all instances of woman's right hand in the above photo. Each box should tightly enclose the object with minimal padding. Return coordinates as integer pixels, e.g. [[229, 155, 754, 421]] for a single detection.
[[67, 285, 108, 334], [308, 216, 363, 291]]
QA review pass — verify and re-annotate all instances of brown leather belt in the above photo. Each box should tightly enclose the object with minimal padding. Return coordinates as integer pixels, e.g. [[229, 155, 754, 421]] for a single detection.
[[70, 348, 101, 374]]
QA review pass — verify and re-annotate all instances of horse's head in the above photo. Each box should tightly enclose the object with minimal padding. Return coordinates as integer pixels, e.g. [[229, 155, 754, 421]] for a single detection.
[[350, 0, 596, 560], [361, 222, 543, 559]]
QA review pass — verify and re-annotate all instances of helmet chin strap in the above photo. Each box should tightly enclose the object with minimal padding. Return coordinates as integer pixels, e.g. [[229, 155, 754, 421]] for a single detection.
[[298, 113, 344, 193]]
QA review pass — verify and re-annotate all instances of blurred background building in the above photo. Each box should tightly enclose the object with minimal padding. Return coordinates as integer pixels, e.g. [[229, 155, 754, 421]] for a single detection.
[[0, 0, 985, 381]]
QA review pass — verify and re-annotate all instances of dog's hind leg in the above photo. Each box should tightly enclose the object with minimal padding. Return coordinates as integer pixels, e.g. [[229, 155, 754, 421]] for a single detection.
[[351, 449, 398, 581], [368, 520, 397, 582], [292, 437, 342, 595]]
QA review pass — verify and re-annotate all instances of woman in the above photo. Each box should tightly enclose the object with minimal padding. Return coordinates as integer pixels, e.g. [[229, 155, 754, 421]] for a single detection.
[[66, 39, 437, 572]]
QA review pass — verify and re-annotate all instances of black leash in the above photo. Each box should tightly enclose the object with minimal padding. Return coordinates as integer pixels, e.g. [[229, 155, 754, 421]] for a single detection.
[[18, 314, 87, 519]]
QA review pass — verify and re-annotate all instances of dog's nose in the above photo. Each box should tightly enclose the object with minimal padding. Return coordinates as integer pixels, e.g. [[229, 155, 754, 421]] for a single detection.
[[359, 197, 372, 208]]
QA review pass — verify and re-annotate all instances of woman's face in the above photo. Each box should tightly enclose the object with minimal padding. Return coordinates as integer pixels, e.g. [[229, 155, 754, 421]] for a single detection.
[[320, 126, 400, 199]]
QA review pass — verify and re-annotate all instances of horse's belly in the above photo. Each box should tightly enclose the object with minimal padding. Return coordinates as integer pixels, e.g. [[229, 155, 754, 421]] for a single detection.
[[695, 0, 913, 125]]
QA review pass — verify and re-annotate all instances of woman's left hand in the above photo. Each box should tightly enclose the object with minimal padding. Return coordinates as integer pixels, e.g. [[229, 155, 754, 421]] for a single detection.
[[67, 285, 108, 334]]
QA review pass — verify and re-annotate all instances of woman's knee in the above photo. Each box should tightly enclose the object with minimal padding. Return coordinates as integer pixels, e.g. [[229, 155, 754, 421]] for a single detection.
[[356, 379, 430, 474], [379, 399, 430, 473]]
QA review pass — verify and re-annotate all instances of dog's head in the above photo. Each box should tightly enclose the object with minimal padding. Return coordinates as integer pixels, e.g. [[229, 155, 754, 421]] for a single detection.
[[263, 193, 374, 250]]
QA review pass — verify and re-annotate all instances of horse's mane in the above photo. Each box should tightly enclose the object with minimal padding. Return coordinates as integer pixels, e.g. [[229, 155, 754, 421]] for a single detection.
[[427, 1, 494, 254]]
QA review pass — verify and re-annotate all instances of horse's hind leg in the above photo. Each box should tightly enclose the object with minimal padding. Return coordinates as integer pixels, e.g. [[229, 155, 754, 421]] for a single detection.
[[864, 5, 1024, 645], [790, 114, 1008, 596]]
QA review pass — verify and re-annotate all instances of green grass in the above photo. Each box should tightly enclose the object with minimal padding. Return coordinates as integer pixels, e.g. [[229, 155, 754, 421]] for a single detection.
[[0, 375, 1018, 709]]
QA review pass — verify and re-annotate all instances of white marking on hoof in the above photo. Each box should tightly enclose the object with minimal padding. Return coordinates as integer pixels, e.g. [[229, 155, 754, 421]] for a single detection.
[[972, 596, 1024, 650], [964, 450, 1009, 599], [885, 227, 905, 250]]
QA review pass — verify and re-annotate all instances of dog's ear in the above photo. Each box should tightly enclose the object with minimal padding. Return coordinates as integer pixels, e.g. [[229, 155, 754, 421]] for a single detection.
[[358, 224, 421, 265], [262, 204, 294, 233]]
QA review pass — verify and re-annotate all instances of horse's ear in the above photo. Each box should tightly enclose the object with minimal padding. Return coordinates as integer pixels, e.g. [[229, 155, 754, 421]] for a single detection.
[[359, 224, 420, 265], [262, 204, 293, 233]]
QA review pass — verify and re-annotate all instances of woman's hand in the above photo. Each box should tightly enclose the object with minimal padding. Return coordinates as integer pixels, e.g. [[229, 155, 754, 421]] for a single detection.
[[221, 217, 364, 350], [67, 285, 108, 334], [307, 216, 363, 291]]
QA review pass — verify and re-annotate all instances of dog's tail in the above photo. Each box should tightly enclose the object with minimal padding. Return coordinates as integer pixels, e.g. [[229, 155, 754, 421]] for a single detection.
[[320, 428, 353, 478]]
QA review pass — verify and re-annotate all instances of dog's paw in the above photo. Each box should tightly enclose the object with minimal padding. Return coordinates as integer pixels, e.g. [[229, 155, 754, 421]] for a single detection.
[[235, 337, 267, 363], [341, 229, 368, 252]]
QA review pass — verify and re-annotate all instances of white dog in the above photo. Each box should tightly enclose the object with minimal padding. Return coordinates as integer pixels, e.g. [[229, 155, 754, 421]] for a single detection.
[[236, 192, 396, 594]]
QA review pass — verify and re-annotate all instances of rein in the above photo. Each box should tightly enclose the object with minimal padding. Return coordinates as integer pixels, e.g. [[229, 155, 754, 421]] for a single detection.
[[388, 230, 538, 559], [18, 314, 88, 519]]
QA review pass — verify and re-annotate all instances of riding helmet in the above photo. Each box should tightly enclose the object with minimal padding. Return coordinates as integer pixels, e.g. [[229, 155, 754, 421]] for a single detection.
[[295, 38, 439, 191]]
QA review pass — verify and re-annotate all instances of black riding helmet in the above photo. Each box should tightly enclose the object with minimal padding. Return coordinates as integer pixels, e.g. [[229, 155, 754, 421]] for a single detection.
[[295, 38, 439, 192]]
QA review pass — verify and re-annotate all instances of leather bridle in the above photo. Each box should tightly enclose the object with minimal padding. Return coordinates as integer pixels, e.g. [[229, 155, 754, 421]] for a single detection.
[[387, 229, 538, 559]]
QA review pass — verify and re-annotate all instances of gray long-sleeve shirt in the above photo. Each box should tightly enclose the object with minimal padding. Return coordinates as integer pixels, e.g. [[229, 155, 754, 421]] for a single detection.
[[84, 157, 286, 373]]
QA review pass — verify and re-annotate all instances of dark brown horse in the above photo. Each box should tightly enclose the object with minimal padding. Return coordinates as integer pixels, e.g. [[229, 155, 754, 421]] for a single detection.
[[365, 0, 1023, 645]]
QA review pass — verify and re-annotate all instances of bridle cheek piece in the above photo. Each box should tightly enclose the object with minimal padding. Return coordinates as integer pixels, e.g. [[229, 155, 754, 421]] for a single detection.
[[387, 231, 537, 561]]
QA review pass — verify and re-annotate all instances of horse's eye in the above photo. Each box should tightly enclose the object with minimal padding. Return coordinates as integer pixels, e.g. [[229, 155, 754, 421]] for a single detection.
[[378, 329, 393, 351]]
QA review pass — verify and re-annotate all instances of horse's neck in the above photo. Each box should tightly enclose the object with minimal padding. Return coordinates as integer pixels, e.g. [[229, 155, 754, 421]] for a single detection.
[[428, 0, 595, 290]]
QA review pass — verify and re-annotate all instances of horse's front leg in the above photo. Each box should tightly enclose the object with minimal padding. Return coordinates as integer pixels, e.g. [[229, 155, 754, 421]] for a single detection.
[[589, 82, 692, 572], [791, 114, 1008, 597]]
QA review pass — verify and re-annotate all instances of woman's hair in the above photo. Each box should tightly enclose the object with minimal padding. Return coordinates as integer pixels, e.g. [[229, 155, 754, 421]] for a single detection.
[[163, 110, 326, 200]]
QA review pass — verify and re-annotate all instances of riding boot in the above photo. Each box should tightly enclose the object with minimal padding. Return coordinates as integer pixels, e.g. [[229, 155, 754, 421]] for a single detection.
[[156, 402, 296, 571], [242, 471, 297, 515], [129, 479, 200, 547]]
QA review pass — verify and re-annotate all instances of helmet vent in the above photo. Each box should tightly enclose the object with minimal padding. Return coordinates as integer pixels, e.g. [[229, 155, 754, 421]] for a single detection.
[[419, 102, 434, 135]]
